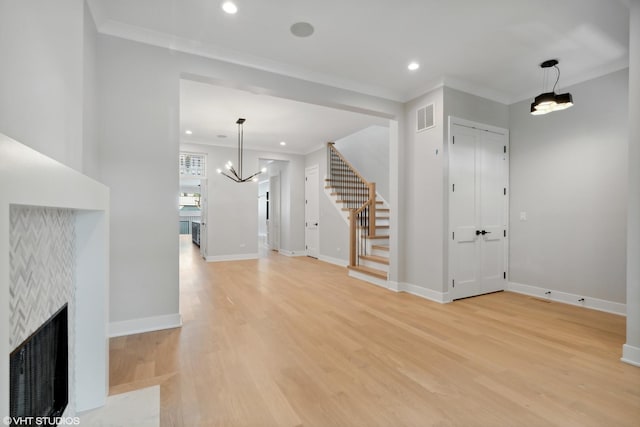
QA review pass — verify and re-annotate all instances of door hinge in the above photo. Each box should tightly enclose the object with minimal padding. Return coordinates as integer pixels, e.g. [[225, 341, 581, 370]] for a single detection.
[[452, 136, 455, 144], [452, 279, 455, 288], [305, 200, 308, 204], [504, 188, 506, 195], [503, 272, 506, 279], [503, 145, 507, 153], [306, 245, 308, 250], [504, 230, 507, 237], [452, 183, 455, 192], [452, 231, 455, 240]]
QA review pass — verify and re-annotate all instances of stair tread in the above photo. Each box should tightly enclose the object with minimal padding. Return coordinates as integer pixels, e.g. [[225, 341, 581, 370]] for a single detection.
[[372, 245, 390, 251], [358, 225, 389, 229], [348, 265, 388, 280], [367, 235, 389, 240], [337, 200, 384, 204], [359, 255, 390, 265]]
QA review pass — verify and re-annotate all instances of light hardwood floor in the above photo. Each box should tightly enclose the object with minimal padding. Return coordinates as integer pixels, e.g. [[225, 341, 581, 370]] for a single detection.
[[109, 235, 640, 426]]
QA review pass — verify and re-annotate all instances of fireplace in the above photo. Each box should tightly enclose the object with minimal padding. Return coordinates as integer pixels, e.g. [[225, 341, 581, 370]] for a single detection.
[[10, 304, 68, 424]]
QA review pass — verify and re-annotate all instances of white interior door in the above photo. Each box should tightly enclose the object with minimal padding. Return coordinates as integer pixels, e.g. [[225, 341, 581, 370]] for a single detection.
[[268, 174, 280, 251], [450, 121, 508, 300], [198, 179, 208, 259], [305, 166, 319, 258]]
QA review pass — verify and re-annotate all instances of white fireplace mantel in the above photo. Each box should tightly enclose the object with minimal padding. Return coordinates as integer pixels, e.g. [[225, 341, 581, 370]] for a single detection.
[[0, 133, 110, 416]]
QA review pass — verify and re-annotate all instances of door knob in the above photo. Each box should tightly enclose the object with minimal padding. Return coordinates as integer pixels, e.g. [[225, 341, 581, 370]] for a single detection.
[[481, 230, 491, 235], [475, 230, 481, 236]]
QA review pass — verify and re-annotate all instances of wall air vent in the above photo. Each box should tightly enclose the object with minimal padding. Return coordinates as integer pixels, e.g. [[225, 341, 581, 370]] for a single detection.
[[416, 103, 435, 132]]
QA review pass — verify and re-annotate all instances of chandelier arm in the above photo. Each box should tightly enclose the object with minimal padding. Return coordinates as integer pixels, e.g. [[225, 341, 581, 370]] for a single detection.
[[219, 171, 240, 183]]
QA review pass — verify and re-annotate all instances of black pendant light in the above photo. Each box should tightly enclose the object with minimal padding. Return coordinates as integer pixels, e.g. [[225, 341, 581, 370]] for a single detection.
[[530, 59, 574, 115], [216, 118, 265, 183]]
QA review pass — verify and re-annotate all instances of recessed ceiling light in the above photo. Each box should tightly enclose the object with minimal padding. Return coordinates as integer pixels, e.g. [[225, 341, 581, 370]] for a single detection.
[[185, 130, 193, 135], [222, 1, 238, 14], [280, 141, 287, 146], [408, 62, 420, 71], [290, 22, 314, 38]]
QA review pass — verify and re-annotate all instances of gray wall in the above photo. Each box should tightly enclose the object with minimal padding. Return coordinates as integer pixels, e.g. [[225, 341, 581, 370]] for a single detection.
[[305, 148, 349, 263], [97, 36, 180, 323], [334, 125, 390, 200], [180, 142, 307, 259], [82, 2, 100, 180], [442, 87, 510, 293], [0, 0, 85, 172], [625, 1, 640, 362], [96, 33, 401, 326], [509, 69, 629, 303], [401, 88, 445, 291]]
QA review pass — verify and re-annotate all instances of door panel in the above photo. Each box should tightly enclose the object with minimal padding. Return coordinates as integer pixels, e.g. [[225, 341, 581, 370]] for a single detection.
[[199, 179, 208, 259], [451, 125, 480, 299], [450, 122, 508, 300], [268, 175, 280, 251], [305, 166, 319, 258]]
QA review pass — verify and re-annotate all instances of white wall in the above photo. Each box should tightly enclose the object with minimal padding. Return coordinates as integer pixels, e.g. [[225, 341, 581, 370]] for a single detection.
[[0, 0, 85, 171], [509, 69, 629, 304], [334, 125, 390, 200], [305, 147, 349, 264]]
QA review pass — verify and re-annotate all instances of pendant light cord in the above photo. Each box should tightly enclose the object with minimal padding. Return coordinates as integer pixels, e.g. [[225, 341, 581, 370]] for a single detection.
[[552, 65, 561, 93]]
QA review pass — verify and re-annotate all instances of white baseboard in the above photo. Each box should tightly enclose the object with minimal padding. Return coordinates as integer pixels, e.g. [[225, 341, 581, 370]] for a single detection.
[[348, 269, 389, 289], [109, 313, 182, 338], [507, 282, 626, 316], [399, 282, 448, 304], [206, 253, 258, 262], [621, 344, 640, 367], [318, 254, 348, 267], [278, 249, 306, 257], [388, 281, 400, 292]]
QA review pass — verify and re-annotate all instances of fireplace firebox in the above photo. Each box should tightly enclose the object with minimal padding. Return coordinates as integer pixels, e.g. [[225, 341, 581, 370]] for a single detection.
[[9, 304, 68, 425]]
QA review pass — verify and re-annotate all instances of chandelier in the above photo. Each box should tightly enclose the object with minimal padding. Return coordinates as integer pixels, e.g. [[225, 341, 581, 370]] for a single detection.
[[216, 118, 265, 183], [530, 59, 574, 115]]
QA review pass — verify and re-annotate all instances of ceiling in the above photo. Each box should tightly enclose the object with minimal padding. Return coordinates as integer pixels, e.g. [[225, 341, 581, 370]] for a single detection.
[[88, 0, 630, 152], [180, 80, 388, 154]]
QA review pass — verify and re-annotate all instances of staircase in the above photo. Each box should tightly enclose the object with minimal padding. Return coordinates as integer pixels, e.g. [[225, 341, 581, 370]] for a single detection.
[[325, 143, 390, 286]]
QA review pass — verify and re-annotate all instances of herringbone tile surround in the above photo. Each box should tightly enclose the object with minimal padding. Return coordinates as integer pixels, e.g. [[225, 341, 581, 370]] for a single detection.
[[9, 205, 76, 412]]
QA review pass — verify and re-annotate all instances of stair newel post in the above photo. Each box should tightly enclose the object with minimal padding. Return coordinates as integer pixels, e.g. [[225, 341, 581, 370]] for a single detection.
[[369, 182, 376, 236], [349, 208, 357, 267], [327, 142, 334, 182]]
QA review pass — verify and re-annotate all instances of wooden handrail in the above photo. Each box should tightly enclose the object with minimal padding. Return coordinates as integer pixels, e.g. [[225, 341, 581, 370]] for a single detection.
[[327, 142, 369, 185], [329, 142, 378, 268]]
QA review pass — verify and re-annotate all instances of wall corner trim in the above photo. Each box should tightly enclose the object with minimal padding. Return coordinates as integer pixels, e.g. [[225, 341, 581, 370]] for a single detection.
[[621, 344, 640, 367], [318, 255, 348, 267], [278, 250, 306, 257], [399, 282, 449, 304], [109, 313, 183, 338], [206, 253, 259, 262], [507, 282, 626, 316]]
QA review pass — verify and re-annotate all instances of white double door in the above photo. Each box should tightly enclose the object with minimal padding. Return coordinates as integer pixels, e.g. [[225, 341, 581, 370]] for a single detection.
[[450, 121, 509, 300]]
